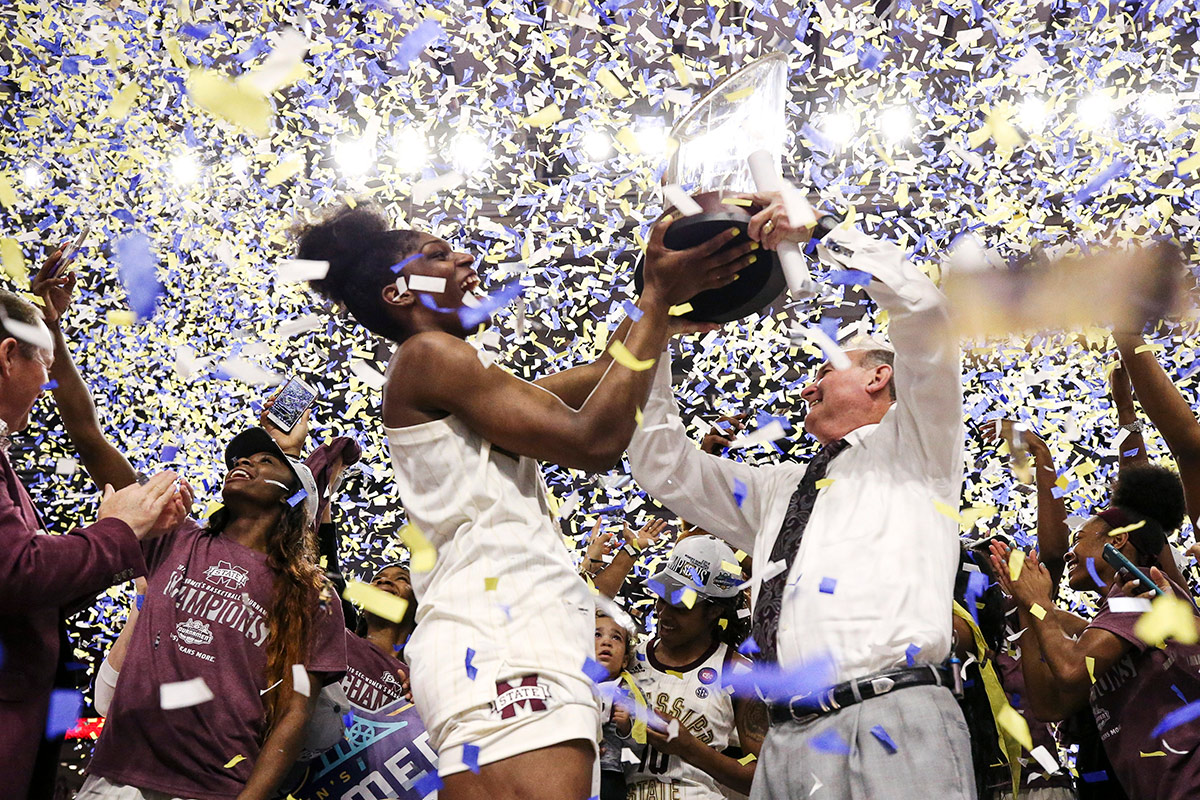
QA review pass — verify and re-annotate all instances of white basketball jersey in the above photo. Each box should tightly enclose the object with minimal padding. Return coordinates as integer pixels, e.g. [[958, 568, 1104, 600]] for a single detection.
[[385, 414, 597, 742], [624, 639, 739, 800]]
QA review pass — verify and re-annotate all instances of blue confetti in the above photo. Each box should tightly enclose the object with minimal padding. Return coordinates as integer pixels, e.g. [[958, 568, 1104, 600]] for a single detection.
[[809, 728, 851, 754], [870, 724, 898, 753], [1082, 771, 1109, 783], [287, 489, 307, 507], [818, 577, 837, 594], [45, 688, 83, 738], [391, 252, 422, 273], [1071, 158, 1131, 205], [413, 771, 444, 798], [465, 647, 478, 680], [393, 20, 445, 70], [41, 379, 58, 390], [905, 643, 921, 667], [113, 233, 163, 320], [1086, 556, 1107, 589], [621, 299, 643, 321], [1152, 699, 1200, 737], [582, 656, 610, 684], [462, 742, 481, 774], [732, 478, 747, 507]]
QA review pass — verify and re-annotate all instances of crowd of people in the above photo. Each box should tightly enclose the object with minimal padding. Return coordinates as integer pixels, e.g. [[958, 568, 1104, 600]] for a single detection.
[[2, 189, 1200, 800]]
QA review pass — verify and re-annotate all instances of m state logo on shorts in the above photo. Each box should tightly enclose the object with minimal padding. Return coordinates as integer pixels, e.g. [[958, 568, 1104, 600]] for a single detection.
[[204, 560, 249, 590], [697, 667, 718, 685], [492, 675, 550, 719], [176, 619, 214, 646]]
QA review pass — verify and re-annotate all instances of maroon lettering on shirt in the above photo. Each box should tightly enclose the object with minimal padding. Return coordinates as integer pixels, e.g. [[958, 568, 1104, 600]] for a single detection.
[[343, 633, 408, 711], [1088, 580, 1200, 800], [87, 519, 347, 800]]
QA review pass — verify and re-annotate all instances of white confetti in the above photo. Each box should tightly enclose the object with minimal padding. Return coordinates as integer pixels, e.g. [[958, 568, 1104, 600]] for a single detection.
[[160, 677, 215, 710], [407, 274, 447, 293], [1108, 596, 1153, 613], [349, 359, 387, 390], [276, 258, 330, 284], [726, 420, 787, 450], [292, 663, 311, 697], [662, 184, 703, 216]]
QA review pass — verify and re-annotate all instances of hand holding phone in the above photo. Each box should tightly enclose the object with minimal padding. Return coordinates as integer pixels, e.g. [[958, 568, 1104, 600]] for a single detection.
[[265, 376, 318, 435], [1102, 543, 1165, 598], [53, 224, 91, 278]]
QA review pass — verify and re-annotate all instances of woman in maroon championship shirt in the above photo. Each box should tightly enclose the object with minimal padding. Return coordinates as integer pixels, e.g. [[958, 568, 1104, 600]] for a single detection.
[[991, 475, 1200, 800], [0, 281, 187, 800], [32, 265, 347, 800]]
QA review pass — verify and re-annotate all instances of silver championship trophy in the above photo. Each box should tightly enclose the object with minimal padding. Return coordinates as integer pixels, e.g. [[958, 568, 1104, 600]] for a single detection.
[[635, 53, 834, 322]]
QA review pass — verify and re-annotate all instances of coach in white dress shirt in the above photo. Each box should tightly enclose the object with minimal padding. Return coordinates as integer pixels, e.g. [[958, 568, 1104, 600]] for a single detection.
[[627, 197, 973, 799]]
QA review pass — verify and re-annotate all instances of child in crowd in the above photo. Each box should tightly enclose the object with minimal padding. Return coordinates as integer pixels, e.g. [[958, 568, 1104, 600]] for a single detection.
[[596, 608, 637, 800]]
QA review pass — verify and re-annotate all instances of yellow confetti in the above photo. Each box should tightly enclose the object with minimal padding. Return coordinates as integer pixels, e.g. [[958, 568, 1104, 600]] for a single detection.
[[224, 755, 246, 769], [608, 340, 655, 371], [103, 83, 141, 120], [0, 174, 17, 209], [343, 580, 410, 623], [1008, 549, 1024, 582], [680, 587, 697, 608], [1107, 520, 1146, 538], [185, 69, 274, 138], [895, 182, 910, 207], [521, 103, 563, 129], [1134, 592, 1199, 648], [634, 407, 644, 427], [669, 54, 692, 86], [400, 523, 438, 572], [484, 577, 499, 591], [720, 197, 754, 207], [1086, 656, 1096, 683], [1140, 751, 1167, 758], [615, 128, 641, 154], [667, 303, 693, 316], [0, 238, 25, 280], [1029, 603, 1046, 620], [1178, 152, 1200, 177], [107, 310, 136, 326], [996, 704, 1033, 751], [666, 669, 684, 679], [933, 499, 961, 522], [738, 753, 758, 765], [264, 153, 305, 188], [815, 478, 836, 489], [596, 69, 629, 99], [723, 86, 755, 102]]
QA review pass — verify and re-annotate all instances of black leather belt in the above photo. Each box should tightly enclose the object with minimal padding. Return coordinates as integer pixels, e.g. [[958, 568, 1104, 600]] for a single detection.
[[768, 664, 954, 726]]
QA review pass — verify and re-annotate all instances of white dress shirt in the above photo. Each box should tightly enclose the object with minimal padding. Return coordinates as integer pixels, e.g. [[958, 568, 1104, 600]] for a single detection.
[[628, 227, 964, 684]]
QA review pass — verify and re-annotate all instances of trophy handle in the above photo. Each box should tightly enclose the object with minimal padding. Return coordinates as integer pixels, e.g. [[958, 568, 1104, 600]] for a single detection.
[[747, 150, 818, 301]]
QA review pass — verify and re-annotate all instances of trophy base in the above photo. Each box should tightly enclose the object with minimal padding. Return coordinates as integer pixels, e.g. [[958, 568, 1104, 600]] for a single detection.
[[634, 210, 786, 323]]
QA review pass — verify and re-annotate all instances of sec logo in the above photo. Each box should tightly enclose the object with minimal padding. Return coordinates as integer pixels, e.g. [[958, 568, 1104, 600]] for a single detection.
[[695, 686, 709, 699], [697, 667, 718, 685]]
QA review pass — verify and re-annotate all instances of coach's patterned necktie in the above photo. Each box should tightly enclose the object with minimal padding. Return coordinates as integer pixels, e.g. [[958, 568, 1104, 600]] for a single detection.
[[752, 438, 851, 664]]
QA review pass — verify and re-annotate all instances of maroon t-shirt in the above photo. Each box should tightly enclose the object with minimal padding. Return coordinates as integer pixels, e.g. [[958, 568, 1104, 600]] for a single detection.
[[994, 599, 1073, 791], [88, 519, 347, 800], [343, 633, 408, 711], [1088, 581, 1200, 800]]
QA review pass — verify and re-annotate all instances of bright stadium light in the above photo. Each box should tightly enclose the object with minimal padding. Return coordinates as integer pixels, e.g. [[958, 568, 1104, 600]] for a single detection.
[[1077, 92, 1114, 129], [820, 111, 857, 145], [1139, 91, 1175, 121], [582, 129, 612, 161], [171, 153, 200, 185], [1017, 96, 1049, 133], [22, 164, 46, 189], [879, 106, 914, 142], [450, 132, 490, 173], [334, 137, 374, 177], [392, 128, 429, 173]]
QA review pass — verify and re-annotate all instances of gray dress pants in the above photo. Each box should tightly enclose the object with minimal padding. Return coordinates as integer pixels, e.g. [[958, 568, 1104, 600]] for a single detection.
[[750, 685, 977, 800]]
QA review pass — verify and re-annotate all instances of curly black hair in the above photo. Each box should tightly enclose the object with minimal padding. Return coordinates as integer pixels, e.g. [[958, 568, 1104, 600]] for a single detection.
[[1111, 463, 1187, 533], [294, 204, 422, 341]]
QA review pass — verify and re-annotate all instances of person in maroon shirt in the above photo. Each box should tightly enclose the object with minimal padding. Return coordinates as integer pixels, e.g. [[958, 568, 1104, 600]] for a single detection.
[[992, 472, 1200, 800], [0, 277, 187, 800], [28, 253, 347, 800]]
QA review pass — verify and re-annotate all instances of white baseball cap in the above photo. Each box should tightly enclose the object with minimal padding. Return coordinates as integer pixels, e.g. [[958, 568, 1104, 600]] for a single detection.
[[647, 534, 743, 603]]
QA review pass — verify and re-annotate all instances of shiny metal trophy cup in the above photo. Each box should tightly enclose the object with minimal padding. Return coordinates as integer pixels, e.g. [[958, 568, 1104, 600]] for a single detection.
[[634, 53, 818, 322]]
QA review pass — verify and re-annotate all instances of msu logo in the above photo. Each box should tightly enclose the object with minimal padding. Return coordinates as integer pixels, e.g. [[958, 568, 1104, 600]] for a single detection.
[[205, 560, 249, 590], [492, 675, 550, 719]]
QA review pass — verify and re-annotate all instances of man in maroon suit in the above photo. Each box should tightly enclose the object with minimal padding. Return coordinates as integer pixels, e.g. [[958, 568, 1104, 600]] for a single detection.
[[0, 285, 186, 799]]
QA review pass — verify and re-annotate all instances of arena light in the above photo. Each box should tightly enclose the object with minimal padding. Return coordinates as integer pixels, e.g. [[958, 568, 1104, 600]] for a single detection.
[[820, 111, 857, 145], [634, 121, 669, 155], [581, 129, 612, 161], [1077, 91, 1114, 129], [1139, 91, 1175, 121], [170, 153, 200, 186], [450, 132, 489, 173], [334, 137, 375, 177], [879, 106, 914, 142], [392, 128, 429, 173], [229, 153, 249, 177], [22, 164, 46, 189], [1017, 96, 1049, 133]]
